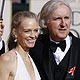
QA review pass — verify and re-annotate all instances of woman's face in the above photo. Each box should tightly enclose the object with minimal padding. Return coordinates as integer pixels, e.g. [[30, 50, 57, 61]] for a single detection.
[[15, 18, 38, 50]]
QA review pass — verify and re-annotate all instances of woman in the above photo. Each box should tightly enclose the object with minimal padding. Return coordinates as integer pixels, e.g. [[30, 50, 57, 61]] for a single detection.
[[0, 11, 41, 80]]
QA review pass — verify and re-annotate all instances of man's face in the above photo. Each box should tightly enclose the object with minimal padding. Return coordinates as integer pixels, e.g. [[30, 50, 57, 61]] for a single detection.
[[0, 23, 4, 37], [46, 4, 71, 42]]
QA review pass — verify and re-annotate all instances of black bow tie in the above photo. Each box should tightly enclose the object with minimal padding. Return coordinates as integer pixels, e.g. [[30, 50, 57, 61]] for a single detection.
[[50, 40, 66, 53]]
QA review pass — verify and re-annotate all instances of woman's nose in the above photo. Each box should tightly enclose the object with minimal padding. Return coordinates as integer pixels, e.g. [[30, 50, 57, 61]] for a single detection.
[[30, 31, 35, 38]]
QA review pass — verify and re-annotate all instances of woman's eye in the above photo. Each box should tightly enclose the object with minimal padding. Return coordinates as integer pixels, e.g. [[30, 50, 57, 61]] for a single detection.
[[34, 29, 38, 32]]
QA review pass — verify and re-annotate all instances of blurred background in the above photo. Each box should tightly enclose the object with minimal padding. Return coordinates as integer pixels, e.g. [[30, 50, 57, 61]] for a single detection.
[[0, 0, 80, 51]]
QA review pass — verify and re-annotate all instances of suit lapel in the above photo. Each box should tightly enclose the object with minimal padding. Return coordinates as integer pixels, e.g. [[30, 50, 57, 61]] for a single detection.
[[66, 33, 79, 80], [42, 33, 79, 80], [43, 36, 54, 80], [43, 36, 50, 79], [0, 40, 5, 55]]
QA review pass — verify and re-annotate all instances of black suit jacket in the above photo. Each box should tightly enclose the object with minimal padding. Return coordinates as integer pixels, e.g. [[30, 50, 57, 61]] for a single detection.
[[0, 40, 5, 55], [30, 32, 80, 80]]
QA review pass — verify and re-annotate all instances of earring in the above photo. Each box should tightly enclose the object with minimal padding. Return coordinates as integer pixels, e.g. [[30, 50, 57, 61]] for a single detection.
[[14, 35, 17, 42], [14, 39, 17, 42]]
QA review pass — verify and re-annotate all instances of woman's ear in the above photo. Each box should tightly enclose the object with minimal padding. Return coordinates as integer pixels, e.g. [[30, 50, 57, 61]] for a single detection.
[[45, 23, 48, 28], [12, 28, 17, 37], [12, 28, 18, 42], [43, 24, 47, 28]]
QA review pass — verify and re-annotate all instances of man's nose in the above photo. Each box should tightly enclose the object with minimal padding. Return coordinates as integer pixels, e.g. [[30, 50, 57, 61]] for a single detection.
[[60, 19, 65, 27]]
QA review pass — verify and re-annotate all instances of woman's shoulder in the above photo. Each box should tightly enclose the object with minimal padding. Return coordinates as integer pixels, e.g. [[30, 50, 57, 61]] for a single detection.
[[0, 49, 17, 66], [0, 49, 17, 79]]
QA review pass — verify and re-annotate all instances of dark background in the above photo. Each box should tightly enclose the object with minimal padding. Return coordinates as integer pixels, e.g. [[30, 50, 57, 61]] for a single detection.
[[12, 0, 29, 15]]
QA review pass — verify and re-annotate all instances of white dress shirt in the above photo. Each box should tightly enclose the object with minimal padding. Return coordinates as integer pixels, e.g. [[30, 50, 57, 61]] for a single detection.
[[50, 35, 72, 65], [0, 39, 3, 50]]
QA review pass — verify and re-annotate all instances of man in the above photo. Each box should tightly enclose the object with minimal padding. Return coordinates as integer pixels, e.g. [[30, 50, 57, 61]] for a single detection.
[[30, 0, 80, 80], [0, 20, 5, 55]]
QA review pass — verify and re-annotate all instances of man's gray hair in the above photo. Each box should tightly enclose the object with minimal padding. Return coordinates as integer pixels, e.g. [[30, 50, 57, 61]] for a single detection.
[[39, 0, 72, 35]]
